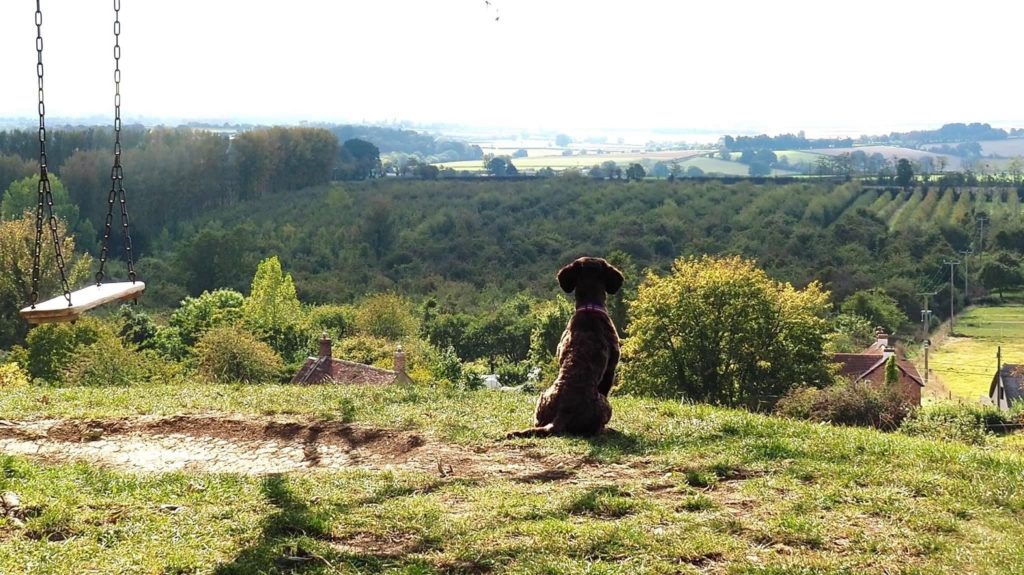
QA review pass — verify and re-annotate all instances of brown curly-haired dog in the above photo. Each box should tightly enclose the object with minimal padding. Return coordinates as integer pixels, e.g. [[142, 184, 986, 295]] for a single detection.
[[508, 257, 623, 438]]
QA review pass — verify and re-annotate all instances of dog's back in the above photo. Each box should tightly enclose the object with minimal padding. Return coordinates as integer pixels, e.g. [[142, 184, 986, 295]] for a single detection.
[[532, 311, 617, 433], [509, 257, 623, 438]]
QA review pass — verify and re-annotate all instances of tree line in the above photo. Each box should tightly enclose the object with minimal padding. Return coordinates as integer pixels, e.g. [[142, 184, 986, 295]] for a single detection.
[[121, 177, 1019, 333], [0, 126, 384, 255]]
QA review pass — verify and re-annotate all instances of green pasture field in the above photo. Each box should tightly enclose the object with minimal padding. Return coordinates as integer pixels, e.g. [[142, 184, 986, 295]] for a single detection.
[[676, 156, 798, 177], [922, 304, 1024, 401], [2, 383, 1024, 573], [772, 150, 825, 164]]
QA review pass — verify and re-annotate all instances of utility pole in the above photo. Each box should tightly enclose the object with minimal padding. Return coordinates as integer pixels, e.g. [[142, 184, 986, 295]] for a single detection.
[[918, 291, 936, 340], [977, 215, 989, 252], [923, 339, 929, 385], [960, 249, 973, 303], [945, 260, 960, 334]]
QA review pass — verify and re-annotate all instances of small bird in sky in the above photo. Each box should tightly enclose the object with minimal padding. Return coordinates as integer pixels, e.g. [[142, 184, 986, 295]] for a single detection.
[[483, 0, 500, 22]]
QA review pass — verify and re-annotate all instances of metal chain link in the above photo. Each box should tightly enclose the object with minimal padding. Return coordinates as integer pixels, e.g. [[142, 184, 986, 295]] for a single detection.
[[31, 0, 72, 308], [97, 0, 136, 284]]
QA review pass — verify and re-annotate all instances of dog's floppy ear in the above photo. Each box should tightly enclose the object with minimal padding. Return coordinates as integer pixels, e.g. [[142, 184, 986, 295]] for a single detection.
[[603, 262, 624, 294], [557, 260, 581, 293]]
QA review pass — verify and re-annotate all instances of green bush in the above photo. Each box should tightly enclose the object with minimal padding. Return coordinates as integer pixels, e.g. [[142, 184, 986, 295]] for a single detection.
[[334, 334, 436, 380], [246, 322, 311, 365], [170, 289, 244, 346], [152, 326, 190, 361], [354, 293, 419, 340], [334, 335, 393, 367], [307, 304, 356, 339], [459, 362, 487, 391], [116, 304, 159, 350], [430, 345, 464, 387], [495, 359, 531, 387], [776, 380, 913, 431], [826, 313, 875, 354], [900, 404, 1011, 445], [194, 326, 284, 384], [63, 343, 180, 387], [21, 317, 116, 381]]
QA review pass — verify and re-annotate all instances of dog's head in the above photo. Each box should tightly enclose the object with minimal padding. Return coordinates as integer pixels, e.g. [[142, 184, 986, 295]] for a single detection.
[[557, 257, 624, 302]]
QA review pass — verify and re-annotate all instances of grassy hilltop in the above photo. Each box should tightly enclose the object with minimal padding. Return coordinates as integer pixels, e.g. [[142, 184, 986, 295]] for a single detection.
[[1, 383, 1023, 574]]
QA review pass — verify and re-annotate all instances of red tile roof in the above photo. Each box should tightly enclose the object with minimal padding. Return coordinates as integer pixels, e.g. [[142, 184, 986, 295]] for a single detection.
[[834, 353, 883, 380], [832, 353, 924, 387], [291, 357, 411, 385]]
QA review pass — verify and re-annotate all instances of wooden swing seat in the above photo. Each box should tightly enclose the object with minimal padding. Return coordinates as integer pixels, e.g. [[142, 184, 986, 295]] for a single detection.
[[20, 281, 146, 324]]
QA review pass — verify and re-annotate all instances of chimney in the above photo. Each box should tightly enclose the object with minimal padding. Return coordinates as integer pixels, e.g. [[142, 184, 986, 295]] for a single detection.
[[874, 327, 889, 348], [319, 333, 332, 360], [394, 344, 406, 373], [882, 344, 895, 361]]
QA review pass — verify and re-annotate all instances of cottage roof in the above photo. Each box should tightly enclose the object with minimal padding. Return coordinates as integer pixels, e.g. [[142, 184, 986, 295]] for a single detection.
[[989, 363, 1024, 403], [832, 353, 924, 387], [292, 357, 411, 385], [834, 353, 882, 380]]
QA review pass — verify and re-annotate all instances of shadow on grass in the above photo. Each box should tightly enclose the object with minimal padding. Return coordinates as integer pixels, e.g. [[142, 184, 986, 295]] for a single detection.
[[582, 427, 647, 461], [213, 475, 333, 574], [213, 475, 440, 574]]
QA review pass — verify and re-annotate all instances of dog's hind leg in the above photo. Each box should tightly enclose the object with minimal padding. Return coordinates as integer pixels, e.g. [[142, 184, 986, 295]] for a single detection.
[[506, 415, 567, 439], [598, 345, 619, 397], [506, 423, 555, 439]]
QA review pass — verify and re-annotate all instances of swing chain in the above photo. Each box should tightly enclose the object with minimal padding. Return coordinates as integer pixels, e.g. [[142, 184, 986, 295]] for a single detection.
[[97, 0, 136, 285], [31, 0, 72, 309]]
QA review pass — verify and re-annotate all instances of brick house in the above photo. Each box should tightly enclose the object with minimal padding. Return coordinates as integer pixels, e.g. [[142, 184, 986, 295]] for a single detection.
[[291, 334, 413, 385], [832, 329, 925, 405]]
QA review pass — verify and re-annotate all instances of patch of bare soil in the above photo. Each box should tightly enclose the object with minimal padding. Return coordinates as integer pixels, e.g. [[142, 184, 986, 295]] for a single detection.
[[0, 415, 653, 481]]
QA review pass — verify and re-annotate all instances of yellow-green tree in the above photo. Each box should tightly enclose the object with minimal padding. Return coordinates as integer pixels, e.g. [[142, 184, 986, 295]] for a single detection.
[[620, 255, 832, 405], [242, 256, 307, 361], [0, 213, 92, 346], [243, 256, 302, 327]]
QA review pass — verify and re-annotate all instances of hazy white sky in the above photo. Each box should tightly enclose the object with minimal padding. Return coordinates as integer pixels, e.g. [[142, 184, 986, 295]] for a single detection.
[[0, 0, 1021, 137]]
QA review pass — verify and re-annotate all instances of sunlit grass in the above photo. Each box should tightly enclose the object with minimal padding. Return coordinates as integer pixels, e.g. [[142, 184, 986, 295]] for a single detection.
[[1, 384, 1024, 572], [924, 304, 1024, 400]]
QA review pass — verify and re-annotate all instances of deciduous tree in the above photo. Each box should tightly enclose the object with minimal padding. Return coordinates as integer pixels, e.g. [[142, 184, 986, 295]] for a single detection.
[[896, 158, 914, 190], [620, 255, 832, 405], [625, 163, 646, 181], [2, 175, 79, 232], [839, 289, 906, 333], [0, 213, 92, 346]]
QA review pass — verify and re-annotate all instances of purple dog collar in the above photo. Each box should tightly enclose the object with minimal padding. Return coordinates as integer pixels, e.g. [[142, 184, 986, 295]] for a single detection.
[[576, 303, 607, 314]]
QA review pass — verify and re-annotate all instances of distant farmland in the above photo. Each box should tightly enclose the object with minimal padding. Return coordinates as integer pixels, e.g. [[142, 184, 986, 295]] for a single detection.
[[811, 145, 962, 170], [437, 143, 975, 175], [675, 156, 798, 176], [974, 138, 1024, 157], [437, 149, 709, 171]]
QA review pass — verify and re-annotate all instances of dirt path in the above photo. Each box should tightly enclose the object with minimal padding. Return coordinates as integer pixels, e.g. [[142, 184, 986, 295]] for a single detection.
[[0, 415, 647, 482]]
